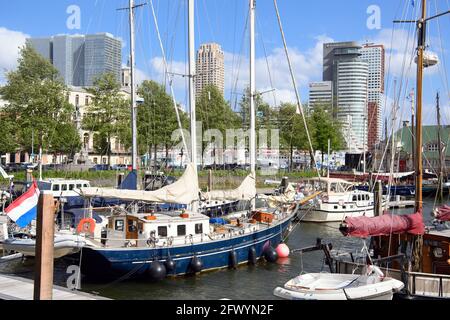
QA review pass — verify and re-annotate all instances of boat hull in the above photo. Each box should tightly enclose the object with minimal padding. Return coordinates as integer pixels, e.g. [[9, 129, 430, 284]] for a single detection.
[[77, 215, 294, 279], [299, 207, 374, 223]]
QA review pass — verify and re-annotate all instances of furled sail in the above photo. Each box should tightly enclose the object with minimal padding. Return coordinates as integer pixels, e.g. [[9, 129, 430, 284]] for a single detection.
[[77, 163, 199, 205], [260, 183, 296, 208], [340, 211, 425, 238], [201, 174, 256, 201], [435, 205, 450, 222]]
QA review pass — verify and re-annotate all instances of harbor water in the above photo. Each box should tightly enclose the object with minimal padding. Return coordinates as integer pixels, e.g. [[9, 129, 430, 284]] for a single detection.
[[0, 197, 446, 300]]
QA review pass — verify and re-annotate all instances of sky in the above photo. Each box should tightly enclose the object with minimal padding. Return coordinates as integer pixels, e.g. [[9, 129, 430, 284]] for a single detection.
[[0, 0, 449, 128]]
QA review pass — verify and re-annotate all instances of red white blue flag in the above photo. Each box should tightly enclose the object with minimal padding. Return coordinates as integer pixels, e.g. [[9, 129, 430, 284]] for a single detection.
[[5, 181, 40, 228]]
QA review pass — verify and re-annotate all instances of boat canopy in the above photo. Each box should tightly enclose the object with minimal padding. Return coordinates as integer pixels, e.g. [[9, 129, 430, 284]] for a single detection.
[[306, 177, 354, 193], [76, 163, 199, 205], [435, 205, 450, 222], [340, 211, 425, 238], [201, 174, 256, 201]]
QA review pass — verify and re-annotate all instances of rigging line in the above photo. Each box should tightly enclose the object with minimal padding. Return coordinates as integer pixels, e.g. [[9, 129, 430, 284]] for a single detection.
[[256, 11, 278, 109], [149, 0, 188, 156], [272, 0, 320, 179], [229, 0, 239, 110], [372, 1, 416, 187], [202, 0, 216, 42], [433, 0, 450, 105]]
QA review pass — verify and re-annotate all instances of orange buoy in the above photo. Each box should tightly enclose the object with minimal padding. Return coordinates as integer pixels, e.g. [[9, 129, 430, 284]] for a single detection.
[[76, 218, 96, 234], [276, 243, 290, 258]]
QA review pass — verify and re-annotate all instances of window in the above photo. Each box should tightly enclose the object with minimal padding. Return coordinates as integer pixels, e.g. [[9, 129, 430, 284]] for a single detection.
[[115, 219, 124, 231], [69, 184, 75, 190], [195, 223, 203, 234], [334, 206, 338, 209], [85, 96, 89, 106], [75, 95, 79, 106], [352, 195, 357, 201], [83, 183, 89, 187], [177, 225, 186, 236], [76, 184, 82, 188], [62, 184, 68, 191], [158, 226, 168, 237], [52, 184, 60, 191]]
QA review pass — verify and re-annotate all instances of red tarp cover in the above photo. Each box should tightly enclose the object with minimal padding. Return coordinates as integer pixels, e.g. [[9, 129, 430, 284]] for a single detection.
[[341, 210, 425, 238], [436, 205, 450, 222]]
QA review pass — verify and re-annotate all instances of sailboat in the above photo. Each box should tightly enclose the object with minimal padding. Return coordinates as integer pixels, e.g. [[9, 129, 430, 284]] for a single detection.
[[67, 0, 297, 280], [309, 0, 450, 300]]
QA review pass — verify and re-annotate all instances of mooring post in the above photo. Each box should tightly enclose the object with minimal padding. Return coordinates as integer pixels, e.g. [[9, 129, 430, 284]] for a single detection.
[[34, 191, 55, 300], [26, 169, 33, 182], [374, 180, 383, 216], [208, 169, 213, 192]]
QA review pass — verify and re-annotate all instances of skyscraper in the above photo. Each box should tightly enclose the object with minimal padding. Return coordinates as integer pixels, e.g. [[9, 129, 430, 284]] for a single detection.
[[27, 33, 122, 87], [361, 44, 385, 149], [308, 81, 333, 110], [323, 41, 369, 151], [196, 43, 225, 96]]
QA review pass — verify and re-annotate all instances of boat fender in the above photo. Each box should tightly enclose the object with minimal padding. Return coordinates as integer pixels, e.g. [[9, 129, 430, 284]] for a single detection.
[[148, 261, 167, 281], [190, 256, 203, 273], [248, 247, 257, 265], [229, 250, 238, 269], [264, 246, 278, 263], [164, 256, 177, 273], [76, 218, 96, 234]]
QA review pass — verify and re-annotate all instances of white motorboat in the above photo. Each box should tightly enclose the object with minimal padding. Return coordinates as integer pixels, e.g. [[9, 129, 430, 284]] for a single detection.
[[298, 178, 383, 222], [1, 232, 96, 258], [274, 266, 404, 300]]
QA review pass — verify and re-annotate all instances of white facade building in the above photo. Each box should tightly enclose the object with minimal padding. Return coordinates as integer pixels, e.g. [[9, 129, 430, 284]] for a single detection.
[[309, 81, 333, 110]]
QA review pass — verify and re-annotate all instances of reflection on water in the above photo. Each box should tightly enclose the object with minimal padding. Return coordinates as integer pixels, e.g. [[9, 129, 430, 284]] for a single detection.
[[0, 198, 446, 300]]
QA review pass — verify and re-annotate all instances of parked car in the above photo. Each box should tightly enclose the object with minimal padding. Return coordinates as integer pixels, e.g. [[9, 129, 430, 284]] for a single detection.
[[89, 164, 112, 171], [111, 164, 131, 171]]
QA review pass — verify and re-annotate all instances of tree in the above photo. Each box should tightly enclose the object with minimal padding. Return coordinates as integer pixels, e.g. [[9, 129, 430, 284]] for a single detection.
[[48, 123, 82, 163], [239, 87, 275, 130], [0, 45, 76, 162], [278, 103, 311, 171], [310, 105, 344, 168], [0, 114, 18, 156], [197, 84, 241, 166], [83, 73, 129, 166], [137, 80, 188, 168]]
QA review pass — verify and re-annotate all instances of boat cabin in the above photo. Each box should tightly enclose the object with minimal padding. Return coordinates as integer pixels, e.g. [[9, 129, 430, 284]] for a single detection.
[[105, 211, 211, 248], [38, 179, 91, 198]]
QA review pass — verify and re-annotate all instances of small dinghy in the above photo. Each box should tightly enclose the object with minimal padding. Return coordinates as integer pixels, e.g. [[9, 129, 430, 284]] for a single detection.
[[1, 233, 91, 258], [274, 266, 404, 300]]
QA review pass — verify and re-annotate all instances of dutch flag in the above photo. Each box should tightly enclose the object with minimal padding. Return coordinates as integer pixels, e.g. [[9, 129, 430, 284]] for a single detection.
[[5, 181, 40, 228]]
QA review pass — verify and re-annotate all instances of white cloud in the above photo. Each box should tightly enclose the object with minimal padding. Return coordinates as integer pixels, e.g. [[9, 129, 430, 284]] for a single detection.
[[0, 27, 29, 83]]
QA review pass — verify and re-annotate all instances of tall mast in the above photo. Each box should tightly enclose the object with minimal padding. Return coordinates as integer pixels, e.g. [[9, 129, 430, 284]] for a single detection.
[[129, 0, 138, 171], [249, 0, 256, 210], [410, 89, 415, 172], [188, 0, 197, 168], [436, 92, 444, 201], [415, 0, 426, 212]]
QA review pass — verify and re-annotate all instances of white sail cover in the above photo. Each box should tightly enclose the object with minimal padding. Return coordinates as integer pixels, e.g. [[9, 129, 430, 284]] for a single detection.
[[77, 163, 199, 205], [202, 174, 256, 201]]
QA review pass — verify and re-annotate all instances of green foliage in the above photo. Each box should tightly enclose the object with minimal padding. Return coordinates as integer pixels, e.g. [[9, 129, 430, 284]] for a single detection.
[[0, 114, 18, 154], [0, 45, 76, 156], [83, 73, 129, 165], [310, 105, 344, 161], [48, 123, 82, 159], [239, 87, 275, 130], [137, 80, 188, 156], [197, 84, 241, 133]]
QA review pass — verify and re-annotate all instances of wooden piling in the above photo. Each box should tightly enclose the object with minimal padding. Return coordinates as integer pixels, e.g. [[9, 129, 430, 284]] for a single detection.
[[374, 180, 383, 217], [33, 191, 55, 300], [208, 170, 213, 192]]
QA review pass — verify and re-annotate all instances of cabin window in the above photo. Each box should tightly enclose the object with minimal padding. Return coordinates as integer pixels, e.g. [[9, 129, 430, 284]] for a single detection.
[[62, 184, 68, 191], [334, 206, 338, 209], [195, 223, 203, 234], [177, 225, 186, 236], [52, 184, 60, 191], [352, 195, 357, 201], [158, 226, 168, 237], [366, 195, 370, 201], [69, 184, 75, 190], [83, 184, 89, 187], [357, 195, 361, 201], [115, 219, 124, 232], [76, 184, 82, 188], [342, 206, 346, 209]]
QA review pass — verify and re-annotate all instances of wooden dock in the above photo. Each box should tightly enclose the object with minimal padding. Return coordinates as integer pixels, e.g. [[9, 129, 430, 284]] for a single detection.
[[0, 274, 110, 300]]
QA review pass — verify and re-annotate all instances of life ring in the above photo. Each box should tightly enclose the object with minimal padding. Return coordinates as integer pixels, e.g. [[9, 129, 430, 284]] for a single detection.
[[76, 218, 96, 234]]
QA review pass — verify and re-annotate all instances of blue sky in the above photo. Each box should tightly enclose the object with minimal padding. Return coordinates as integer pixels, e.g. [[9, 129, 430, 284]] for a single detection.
[[0, 0, 448, 127]]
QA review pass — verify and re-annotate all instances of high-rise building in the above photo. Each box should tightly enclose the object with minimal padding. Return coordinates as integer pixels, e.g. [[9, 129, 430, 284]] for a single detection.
[[196, 43, 225, 96], [323, 41, 369, 151], [121, 66, 131, 88], [361, 44, 385, 149], [27, 33, 122, 87], [308, 81, 333, 110]]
